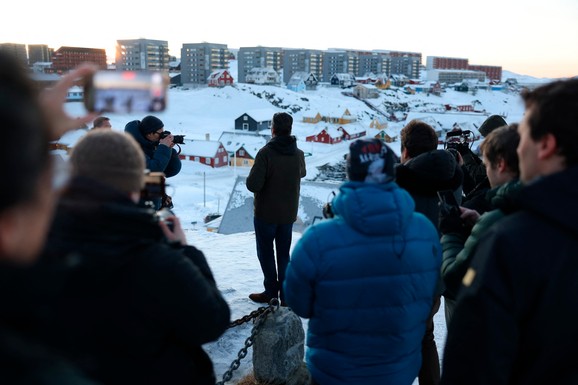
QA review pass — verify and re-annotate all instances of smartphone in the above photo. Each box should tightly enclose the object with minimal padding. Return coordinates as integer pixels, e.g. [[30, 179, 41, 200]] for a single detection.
[[84, 70, 168, 114], [437, 190, 460, 216]]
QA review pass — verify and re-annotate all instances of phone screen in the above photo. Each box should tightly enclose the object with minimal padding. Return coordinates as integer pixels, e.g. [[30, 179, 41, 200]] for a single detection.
[[85, 71, 168, 114], [437, 190, 459, 207]]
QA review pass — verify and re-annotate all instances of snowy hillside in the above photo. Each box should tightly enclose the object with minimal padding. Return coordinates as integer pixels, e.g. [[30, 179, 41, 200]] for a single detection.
[[59, 75, 539, 384]]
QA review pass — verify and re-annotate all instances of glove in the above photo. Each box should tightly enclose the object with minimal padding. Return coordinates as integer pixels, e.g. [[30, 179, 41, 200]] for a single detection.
[[322, 203, 334, 219], [439, 205, 467, 236]]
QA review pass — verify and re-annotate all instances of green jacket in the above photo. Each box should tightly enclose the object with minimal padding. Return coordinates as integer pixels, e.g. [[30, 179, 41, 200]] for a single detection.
[[441, 180, 522, 300]]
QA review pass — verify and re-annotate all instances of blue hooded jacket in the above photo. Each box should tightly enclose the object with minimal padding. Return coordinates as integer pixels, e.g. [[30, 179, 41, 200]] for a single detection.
[[284, 180, 441, 385], [124, 120, 181, 177]]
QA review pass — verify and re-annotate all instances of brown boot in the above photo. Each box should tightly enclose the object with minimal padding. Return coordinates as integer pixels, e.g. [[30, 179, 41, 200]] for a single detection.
[[248, 292, 275, 304]]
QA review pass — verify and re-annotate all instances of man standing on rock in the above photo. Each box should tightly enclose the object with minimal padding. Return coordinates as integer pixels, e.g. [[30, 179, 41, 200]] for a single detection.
[[246, 112, 306, 305]]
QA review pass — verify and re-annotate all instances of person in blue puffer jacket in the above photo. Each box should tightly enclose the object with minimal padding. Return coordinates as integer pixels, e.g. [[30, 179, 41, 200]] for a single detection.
[[284, 138, 441, 385]]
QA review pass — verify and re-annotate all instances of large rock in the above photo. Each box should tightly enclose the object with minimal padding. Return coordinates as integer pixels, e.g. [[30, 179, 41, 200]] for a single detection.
[[253, 307, 310, 385]]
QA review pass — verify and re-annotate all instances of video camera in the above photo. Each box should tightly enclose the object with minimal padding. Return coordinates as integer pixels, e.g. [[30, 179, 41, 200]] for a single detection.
[[159, 131, 186, 145], [444, 129, 474, 154]]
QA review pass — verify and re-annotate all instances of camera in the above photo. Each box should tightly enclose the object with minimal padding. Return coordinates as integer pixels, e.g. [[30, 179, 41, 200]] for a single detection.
[[84, 70, 168, 114], [140, 171, 166, 205], [159, 131, 186, 145], [444, 129, 473, 154]]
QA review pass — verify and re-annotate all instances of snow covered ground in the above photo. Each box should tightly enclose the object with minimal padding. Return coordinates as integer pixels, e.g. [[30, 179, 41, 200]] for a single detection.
[[59, 70, 536, 383]]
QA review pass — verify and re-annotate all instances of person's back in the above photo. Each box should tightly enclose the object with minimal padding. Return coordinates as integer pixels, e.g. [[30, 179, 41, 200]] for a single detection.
[[285, 139, 441, 385], [41, 131, 230, 385], [394, 119, 462, 385]]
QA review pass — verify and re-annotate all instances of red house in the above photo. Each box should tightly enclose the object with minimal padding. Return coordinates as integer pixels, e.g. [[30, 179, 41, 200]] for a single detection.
[[338, 125, 366, 140], [208, 69, 234, 87], [306, 126, 343, 144], [178, 140, 228, 168]]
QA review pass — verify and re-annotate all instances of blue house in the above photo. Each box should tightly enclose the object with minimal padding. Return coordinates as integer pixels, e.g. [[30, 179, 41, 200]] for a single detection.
[[234, 109, 278, 132]]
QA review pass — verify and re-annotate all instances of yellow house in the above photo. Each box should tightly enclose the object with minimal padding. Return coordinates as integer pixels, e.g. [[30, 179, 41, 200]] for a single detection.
[[369, 117, 388, 130]]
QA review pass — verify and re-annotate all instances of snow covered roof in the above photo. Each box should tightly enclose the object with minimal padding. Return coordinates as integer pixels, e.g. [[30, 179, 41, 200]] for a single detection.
[[218, 131, 267, 153], [181, 140, 223, 157], [238, 108, 279, 122]]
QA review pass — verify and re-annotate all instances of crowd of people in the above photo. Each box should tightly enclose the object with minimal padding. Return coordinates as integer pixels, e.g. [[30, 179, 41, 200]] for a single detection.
[[2, 48, 578, 385]]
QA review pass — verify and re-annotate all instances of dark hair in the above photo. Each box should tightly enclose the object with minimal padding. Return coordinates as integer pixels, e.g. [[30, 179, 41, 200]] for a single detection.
[[272, 112, 293, 136], [93, 116, 110, 128], [400, 119, 438, 158], [479, 124, 520, 176], [522, 78, 578, 167], [0, 52, 51, 213]]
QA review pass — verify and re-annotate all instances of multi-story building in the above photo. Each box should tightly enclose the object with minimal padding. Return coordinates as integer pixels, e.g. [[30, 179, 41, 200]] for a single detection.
[[28, 44, 52, 65], [387, 51, 422, 79], [427, 56, 502, 82], [357, 51, 392, 77], [426, 56, 469, 70], [237, 46, 283, 83], [180, 42, 230, 86], [0, 43, 28, 65], [427, 69, 486, 84], [115, 39, 169, 71], [322, 50, 359, 82], [282, 49, 323, 84], [468, 64, 502, 82], [52, 46, 107, 73]]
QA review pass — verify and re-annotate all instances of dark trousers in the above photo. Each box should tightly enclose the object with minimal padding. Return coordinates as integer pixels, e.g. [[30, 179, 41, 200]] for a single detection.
[[254, 217, 293, 300], [419, 295, 441, 385]]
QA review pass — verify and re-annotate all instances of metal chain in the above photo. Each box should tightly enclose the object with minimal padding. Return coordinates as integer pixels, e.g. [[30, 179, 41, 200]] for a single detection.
[[228, 306, 268, 328], [216, 299, 279, 385]]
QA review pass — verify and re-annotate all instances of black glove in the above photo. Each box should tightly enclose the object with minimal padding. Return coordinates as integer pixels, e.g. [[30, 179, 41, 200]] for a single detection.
[[439, 205, 467, 236], [322, 203, 334, 219]]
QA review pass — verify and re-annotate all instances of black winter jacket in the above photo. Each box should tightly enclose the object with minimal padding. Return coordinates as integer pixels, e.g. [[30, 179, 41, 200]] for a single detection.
[[0, 264, 99, 385], [246, 135, 306, 224], [40, 177, 230, 385], [441, 165, 578, 385], [395, 149, 463, 233], [125, 120, 182, 177]]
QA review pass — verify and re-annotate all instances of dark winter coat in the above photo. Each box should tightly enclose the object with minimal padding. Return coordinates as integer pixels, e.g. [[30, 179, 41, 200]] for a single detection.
[[246, 135, 306, 224], [441, 180, 522, 300], [40, 176, 230, 385], [125, 120, 182, 177], [0, 264, 99, 385], [441, 165, 578, 385], [395, 149, 463, 233], [284, 181, 441, 385]]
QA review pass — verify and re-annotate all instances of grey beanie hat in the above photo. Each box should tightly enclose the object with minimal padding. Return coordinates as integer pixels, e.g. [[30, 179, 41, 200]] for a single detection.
[[70, 130, 145, 194]]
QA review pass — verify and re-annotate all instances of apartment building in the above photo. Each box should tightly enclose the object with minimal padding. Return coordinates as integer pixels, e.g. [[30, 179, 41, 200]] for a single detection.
[[181, 42, 230, 86], [0, 43, 28, 65], [116, 39, 169, 71], [237, 46, 283, 83], [322, 50, 359, 82], [52, 46, 107, 72], [28, 44, 52, 65], [282, 49, 324, 84]]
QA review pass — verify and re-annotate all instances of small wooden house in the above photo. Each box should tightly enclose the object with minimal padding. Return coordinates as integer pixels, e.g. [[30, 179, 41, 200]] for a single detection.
[[179, 140, 228, 168], [306, 126, 343, 144], [208, 69, 234, 87]]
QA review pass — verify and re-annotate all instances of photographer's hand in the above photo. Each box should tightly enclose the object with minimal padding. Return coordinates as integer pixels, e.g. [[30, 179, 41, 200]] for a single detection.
[[159, 134, 174, 148], [159, 215, 187, 246], [39, 64, 99, 141]]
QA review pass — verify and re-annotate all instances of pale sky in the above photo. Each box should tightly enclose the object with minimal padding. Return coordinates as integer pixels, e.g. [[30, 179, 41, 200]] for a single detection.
[[3, 0, 576, 79]]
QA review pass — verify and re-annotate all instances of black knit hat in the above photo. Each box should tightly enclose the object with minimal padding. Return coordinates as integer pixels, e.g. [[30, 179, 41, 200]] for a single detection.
[[347, 138, 395, 183], [70, 131, 145, 194], [479, 115, 507, 137], [139, 115, 164, 135]]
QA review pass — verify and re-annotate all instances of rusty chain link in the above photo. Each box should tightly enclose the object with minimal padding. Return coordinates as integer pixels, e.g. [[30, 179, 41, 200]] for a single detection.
[[216, 299, 280, 385]]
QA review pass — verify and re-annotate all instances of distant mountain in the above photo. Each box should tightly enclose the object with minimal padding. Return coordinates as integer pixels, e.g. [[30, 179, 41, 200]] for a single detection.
[[501, 70, 554, 84]]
